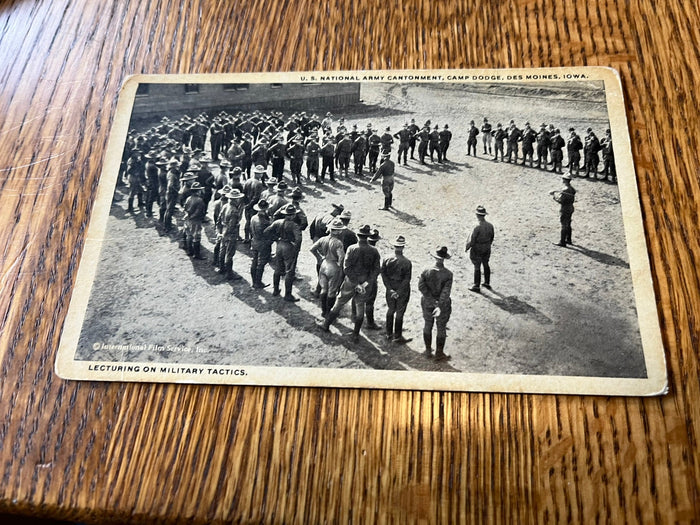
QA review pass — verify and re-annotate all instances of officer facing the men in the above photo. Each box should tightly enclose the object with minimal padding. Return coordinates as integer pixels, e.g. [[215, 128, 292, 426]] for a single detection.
[[465, 206, 495, 293], [550, 174, 577, 247]]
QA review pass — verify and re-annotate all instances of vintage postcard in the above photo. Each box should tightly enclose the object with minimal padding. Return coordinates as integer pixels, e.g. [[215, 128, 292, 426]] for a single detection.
[[55, 68, 667, 395]]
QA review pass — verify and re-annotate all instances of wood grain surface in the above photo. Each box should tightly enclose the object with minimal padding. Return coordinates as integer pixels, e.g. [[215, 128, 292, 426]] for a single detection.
[[0, 0, 698, 523]]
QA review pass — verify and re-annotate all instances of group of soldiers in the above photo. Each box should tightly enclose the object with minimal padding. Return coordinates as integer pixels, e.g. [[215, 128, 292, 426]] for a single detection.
[[118, 105, 612, 360], [467, 118, 616, 182]]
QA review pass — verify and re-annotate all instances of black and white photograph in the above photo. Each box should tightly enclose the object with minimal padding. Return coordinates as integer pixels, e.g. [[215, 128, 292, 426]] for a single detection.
[[56, 69, 666, 395]]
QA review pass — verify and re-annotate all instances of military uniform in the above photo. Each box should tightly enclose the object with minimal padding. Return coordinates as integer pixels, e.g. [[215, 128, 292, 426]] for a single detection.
[[310, 229, 345, 316], [552, 179, 576, 246], [381, 240, 412, 342], [264, 206, 302, 301], [418, 252, 453, 360], [465, 207, 495, 292], [249, 203, 273, 288], [481, 120, 493, 154], [218, 193, 246, 279], [466, 124, 479, 156], [372, 157, 395, 210], [183, 188, 206, 258]]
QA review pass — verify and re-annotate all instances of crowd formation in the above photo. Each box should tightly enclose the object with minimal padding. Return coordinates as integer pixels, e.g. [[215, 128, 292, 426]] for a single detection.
[[118, 107, 615, 359]]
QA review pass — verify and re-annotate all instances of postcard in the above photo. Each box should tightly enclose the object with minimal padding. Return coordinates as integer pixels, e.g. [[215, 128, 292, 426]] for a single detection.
[[55, 68, 667, 395]]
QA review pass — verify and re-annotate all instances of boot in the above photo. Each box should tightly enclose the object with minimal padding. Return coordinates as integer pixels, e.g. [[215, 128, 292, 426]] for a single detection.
[[253, 267, 268, 289], [351, 319, 363, 342], [272, 274, 281, 296], [434, 336, 451, 361], [393, 319, 412, 344], [423, 332, 433, 357], [365, 310, 381, 330], [284, 274, 299, 302], [385, 312, 394, 340], [192, 241, 204, 260], [320, 293, 329, 317], [320, 310, 339, 331]]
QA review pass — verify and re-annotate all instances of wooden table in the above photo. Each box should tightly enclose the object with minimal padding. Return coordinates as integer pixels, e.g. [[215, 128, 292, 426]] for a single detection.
[[1, 1, 698, 522]]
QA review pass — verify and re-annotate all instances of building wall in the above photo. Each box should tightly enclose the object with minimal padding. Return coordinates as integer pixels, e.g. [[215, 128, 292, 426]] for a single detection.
[[131, 83, 361, 120]]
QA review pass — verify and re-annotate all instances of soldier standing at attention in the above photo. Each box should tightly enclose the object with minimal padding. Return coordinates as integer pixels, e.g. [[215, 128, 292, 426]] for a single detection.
[[320, 225, 381, 343], [394, 124, 411, 165], [481, 118, 493, 155], [418, 246, 453, 361], [506, 121, 522, 163], [320, 137, 336, 182], [242, 165, 265, 243], [600, 129, 616, 182], [492, 123, 507, 162], [163, 157, 181, 231], [351, 132, 367, 176], [268, 136, 287, 181], [465, 206, 495, 293], [218, 188, 246, 280], [249, 199, 272, 289], [429, 125, 441, 162], [361, 229, 383, 331], [550, 129, 566, 174], [380, 126, 394, 156], [566, 128, 583, 177], [407, 119, 420, 159], [550, 174, 577, 247], [466, 120, 479, 157], [367, 129, 382, 173], [438, 124, 452, 161], [536, 123, 551, 169], [381, 235, 412, 344], [417, 125, 430, 165], [182, 182, 207, 259], [583, 127, 601, 178], [264, 204, 302, 302], [371, 154, 396, 211], [521, 123, 537, 167], [305, 136, 321, 182]]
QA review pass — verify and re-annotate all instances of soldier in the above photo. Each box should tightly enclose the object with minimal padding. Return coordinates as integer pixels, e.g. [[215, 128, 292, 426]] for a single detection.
[[211, 184, 231, 267], [380, 126, 394, 156], [337, 209, 358, 251], [371, 154, 396, 211], [407, 119, 420, 159], [417, 125, 430, 164], [465, 206, 495, 292], [242, 165, 266, 243], [394, 124, 411, 165], [310, 217, 346, 317], [264, 203, 302, 302], [268, 136, 287, 181], [492, 123, 507, 162], [566, 128, 583, 177], [305, 136, 321, 182], [267, 180, 289, 217], [320, 137, 336, 182], [126, 151, 145, 213], [481, 118, 493, 155], [351, 131, 367, 176], [250, 137, 269, 172], [209, 119, 225, 161], [334, 133, 352, 178], [550, 174, 577, 247], [182, 181, 206, 259], [218, 188, 246, 280], [309, 203, 344, 243], [429, 125, 441, 162], [600, 129, 616, 182], [157, 156, 169, 225], [287, 135, 305, 185], [249, 198, 273, 289], [521, 123, 537, 167], [226, 138, 245, 173], [320, 225, 381, 342], [439, 124, 452, 161], [550, 129, 565, 174], [367, 129, 381, 173], [360, 228, 383, 330], [241, 132, 254, 179], [418, 246, 453, 360], [536, 123, 551, 169], [583, 128, 601, 178], [381, 235, 412, 344], [163, 157, 180, 231], [466, 120, 479, 157], [144, 152, 160, 218], [506, 121, 522, 163]]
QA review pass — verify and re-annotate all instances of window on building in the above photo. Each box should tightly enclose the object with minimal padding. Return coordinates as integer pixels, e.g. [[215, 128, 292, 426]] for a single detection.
[[184, 84, 200, 94], [135, 83, 150, 97], [223, 83, 249, 91], [270, 83, 283, 89]]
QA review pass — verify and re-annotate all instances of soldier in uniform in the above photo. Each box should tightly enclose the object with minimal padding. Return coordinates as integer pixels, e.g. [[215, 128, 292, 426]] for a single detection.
[[380, 126, 394, 156], [310, 217, 346, 317], [242, 164, 266, 243], [337, 209, 358, 251], [407, 119, 420, 159], [218, 188, 246, 280], [126, 151, 145, 213], [371, 154, 395, 211], [439, 124, 452, 161], [381, 235, 412, 344], [287, 136, 305, 185], [429, 125, 441, 162], [521, 123, 537, 167], [418, 246, 453, 360], [305, 136, 321, 182], [351, 131, 367, 176], [600, 129, 616, 182], [481, 118, 493, 155], [335, 133, 353, 178], [367, 129, 381, 173], [268, 136, 287, 181], [267, 180, 289, 217], [492, 123, 507, 162], [144, 152, 160, 218], [249, 198, 273, 289], [320, 137, 336, 182], [506, 121, 522, 163], [360, 228, 383, 330], [157, 156, 169, 225], [465, 206, 495, 292], [536, 123, 551, 169], [211, 184, 231, 267], [550, 174, 577, 247], [182, 181, 206, 259], [583, 128, 601, 178], [264, 203, 302, 302], [320, 225, 381, 343], [566, 128, 583, 177], [394, 124, 411, 165], [466, 120, 479, 157], [163, 157, 181, 231], [550, 129, 566, 174]]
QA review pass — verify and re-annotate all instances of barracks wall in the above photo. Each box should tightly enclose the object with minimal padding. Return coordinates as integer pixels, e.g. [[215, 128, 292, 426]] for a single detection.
[[131, 83, 361, 120]]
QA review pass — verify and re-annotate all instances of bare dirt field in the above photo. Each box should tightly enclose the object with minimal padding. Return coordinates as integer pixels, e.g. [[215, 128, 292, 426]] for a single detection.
[[75, 82, 647, 379]]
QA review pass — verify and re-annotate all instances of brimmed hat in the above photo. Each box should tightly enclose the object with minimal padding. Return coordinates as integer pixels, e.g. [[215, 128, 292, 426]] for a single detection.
[[275, 181, 288, 191], [191, 181, 206, 191], [432, 246, 451, 260], [253, 164, 267, 175], [280, 203, 297, 215], [253, 199, 269, 211], [392, 235, 406, 247], [155, 157, 168, 166], [357, 224, 372, 237], [475, 205, 487, 216], [226, 188, 245, 199], [217, 184, 233, 196], [331, 203, 344, 212], [369, 229, 380, 242], [329, 218, 346, 231], [167, 157, 180, 167], [288, 187, 303, 199], [339, 210, 352, 220], [180, 173, 197, 182], [219, 159, 232, 168]]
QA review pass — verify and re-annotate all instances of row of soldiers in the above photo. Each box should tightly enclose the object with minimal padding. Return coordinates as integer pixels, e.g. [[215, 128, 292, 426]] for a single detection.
[[467, 118, 616, 181]]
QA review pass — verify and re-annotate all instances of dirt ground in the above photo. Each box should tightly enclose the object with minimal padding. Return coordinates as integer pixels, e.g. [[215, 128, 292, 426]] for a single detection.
[[75, 82, 647, 379]]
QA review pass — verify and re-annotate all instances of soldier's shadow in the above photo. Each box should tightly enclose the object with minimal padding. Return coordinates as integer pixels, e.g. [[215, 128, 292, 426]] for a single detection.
[[567, 245, 629, 268], [481, 289, 552, 325], [387, 207, 425, 227]]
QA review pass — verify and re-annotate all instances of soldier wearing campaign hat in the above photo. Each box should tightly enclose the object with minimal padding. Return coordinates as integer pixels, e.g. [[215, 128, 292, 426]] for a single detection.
[[320, 136, 336, 182], [367, 128, 382, 173], [370, 153, 396, 211], [287, 135, 305, 185], [310, 217, 346, 317], [481, 118, 493, 155], [144, 152, 160, 218], [163, 157, 181, 231], [267, 180, 289, 217], [182, 182, 206, 259], [418, 246, 453, 360], [466, 120, 479, 157], [550, 174, 577, 247], [305, 136, 321, 182], [212, 184, 232, 266], [218, 188, 246, 280], [360, 229, 383, 330], [600, 129, 616, 182], [429, 124, 441, 162], [465, 206, 495, 293], [381, 235, 413, 344], [394, 124, 411, 165], [125, 150, 146, 213], [566, 128, 583, 177], [242, 165, 266, 243], [337, 209, 358, 251], [583, 127, 601, 178], [550, 128, 566, 174], [320, 224, 381, 342], [264, 203, 302, 302], [249, 198, 273, 289], [492, 123, 507, 162]]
